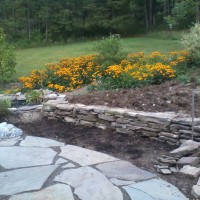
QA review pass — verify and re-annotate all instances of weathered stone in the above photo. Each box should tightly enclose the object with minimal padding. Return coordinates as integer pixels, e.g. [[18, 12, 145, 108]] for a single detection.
[[0, 137, 21, 147], [0, 146, 56, 169], [170, 140, 200, 157], [159, 136, 179, 143], [16, 94, 26, 101], [0, 165, 58, 195], [95, 123, 107, 130], [9, 184, 74, 200], [105, 107, 126, 115], [126, 125, 142, 131], [110, 178, 135, 186], [64, 116, 76, 123], [96, 160, 156, 182], [159, 132, 179, 139], [159, 168, 172, 175], [130, 121, 148, 127], [177, 157, 199, 167], [59, 145, 118, 166], [194, 126, 200, 133], [111, 122, 126, 129], [54, 166, 123, 200], [77, 114, 97, 122], [170, 124, 190, 131], [137, 112, 176, 123], [79, 120, 95, 126], [158, 156, 177, 164], [192, 185, 200, 199], [172, 117, 200, 126], [20, 136, 65, 147], [180, 165, 200, 178], [148, 122, 170, 130], [98, 114, 115, 122], [56, 104, 74, 111], [116, 118, 130, 124], [0, 122, 23, 139], [179, 130, 200, 137], [54, 110, 71, 116], [141, 130, 158, 137], [123, 178, 188, 200], [47, 94, 58, 100], [116, 128, 129, 134]]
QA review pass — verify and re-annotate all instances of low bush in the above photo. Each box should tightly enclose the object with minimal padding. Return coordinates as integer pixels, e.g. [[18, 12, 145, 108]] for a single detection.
[[0, 99, 11, 117]]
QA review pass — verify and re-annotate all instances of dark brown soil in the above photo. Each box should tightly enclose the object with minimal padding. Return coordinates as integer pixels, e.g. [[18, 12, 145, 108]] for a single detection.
[[70, 81, 200, 116], [13, 118, 195, 199]]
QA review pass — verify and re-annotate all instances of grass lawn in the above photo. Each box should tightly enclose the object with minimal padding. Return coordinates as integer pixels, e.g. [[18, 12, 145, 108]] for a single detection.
[[15, 37, 182, 78]]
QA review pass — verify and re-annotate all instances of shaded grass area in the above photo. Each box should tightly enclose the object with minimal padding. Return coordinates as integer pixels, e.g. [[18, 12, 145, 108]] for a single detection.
[[15, 37, 181, 78]]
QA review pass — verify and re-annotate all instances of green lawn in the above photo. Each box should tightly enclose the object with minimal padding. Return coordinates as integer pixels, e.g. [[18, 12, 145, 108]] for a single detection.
[[15, 37, 182, 78]]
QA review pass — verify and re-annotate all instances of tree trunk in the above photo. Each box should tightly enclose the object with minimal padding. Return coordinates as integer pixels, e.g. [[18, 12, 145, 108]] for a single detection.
[[149, 0, 153, 27], [144, 0, 149, 29], [196, 0, 200, 23], [27, 0, 31, 39]]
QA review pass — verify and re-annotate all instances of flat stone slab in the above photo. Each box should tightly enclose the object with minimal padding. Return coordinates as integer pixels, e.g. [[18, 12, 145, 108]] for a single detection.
[[177, 157, 199, 166], [170, 140, 200, 157], [96, 160, 156, 182], [110, 178, 135, 186], [55, 158, 68, 165], [55, 166, 123, 200], [20, 136, 65, 147], [61, 163, 76, 169], [9, 184, 74, 200], [0, 137, 22, 147], [0, 165, 58, 195], [0, 147, 56, 169], [123, 178, 188, 200], [59, 145, 118, 166], [192, 185, 200, 199], [180, 165, 200, 178]]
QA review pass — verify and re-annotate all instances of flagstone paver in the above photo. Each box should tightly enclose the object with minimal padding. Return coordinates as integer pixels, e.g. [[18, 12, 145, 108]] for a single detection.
[[54, 166, 123, 200], [0, 146, 57, 169], [123, 178, 188, 200], [0, 133, 188, 200], [96, 160, 156, 182], [59, 145, 119, 166], [0, 165, 58, 195], [9, 184, 74, 200], [20, 136, 65, 147]]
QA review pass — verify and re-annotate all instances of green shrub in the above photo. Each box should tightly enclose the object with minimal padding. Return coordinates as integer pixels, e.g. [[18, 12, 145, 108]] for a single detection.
[[177, 75, 189, 84], [93, 34, 127, 72], [25, 90, 43, 105], [0, 28, 16, 85], [0, 98, 11, 117], [181, 23, 200, 65]]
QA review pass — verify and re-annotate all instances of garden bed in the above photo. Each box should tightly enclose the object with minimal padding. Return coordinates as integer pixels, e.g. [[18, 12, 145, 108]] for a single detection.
[[70, 80, 200, 115], [10, 117, 194, 199]]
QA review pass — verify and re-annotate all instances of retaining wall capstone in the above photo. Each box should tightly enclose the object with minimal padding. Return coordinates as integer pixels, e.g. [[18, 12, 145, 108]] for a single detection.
[[42, 100, 200, 145]]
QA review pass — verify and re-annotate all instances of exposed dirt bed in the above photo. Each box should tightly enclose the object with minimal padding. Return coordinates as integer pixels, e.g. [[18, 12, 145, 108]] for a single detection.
[[70, 81, 200, 116], [11, 118, 195, 199]]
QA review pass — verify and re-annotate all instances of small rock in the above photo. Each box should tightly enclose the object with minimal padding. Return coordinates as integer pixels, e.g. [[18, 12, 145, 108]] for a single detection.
[[180, 165, 200, 178], [47, 94, 58, 100], [170, 167, 178, 173], [177, 157, 199, 167], [192, 185, 200, 198], [159, 168, 172, 175]]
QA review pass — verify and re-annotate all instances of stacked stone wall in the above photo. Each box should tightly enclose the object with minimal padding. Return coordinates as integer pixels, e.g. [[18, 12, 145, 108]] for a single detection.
[[43, 100, 200, 145]]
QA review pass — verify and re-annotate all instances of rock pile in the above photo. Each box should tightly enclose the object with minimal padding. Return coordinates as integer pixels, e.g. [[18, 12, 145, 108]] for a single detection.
[[153, 140, 200, 198]]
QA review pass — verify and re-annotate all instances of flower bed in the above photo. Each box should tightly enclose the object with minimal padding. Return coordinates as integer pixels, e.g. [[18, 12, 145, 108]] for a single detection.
[[19, 51, 188, 92]]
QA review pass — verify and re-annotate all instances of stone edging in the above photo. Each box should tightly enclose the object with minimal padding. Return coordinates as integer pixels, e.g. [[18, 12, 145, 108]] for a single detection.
[[42, 100, 200, 145]]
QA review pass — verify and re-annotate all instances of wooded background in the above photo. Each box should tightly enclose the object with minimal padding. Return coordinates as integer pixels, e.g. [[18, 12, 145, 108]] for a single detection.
[[0, 0, 199, 43]]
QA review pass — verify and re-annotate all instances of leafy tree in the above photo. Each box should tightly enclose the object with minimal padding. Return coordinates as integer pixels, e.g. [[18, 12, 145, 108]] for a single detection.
[[0, 28, 16, 85]]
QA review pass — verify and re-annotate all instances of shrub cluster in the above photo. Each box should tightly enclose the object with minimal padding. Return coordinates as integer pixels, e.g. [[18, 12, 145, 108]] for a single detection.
[[19, 50, 188, 92]]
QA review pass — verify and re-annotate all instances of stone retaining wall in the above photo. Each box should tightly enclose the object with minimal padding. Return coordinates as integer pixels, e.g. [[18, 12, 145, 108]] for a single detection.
[[43, 100, 200, 145]]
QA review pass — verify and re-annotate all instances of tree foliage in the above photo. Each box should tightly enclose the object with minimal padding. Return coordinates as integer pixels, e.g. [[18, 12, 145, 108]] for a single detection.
[[0, 0, 199, 45]]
